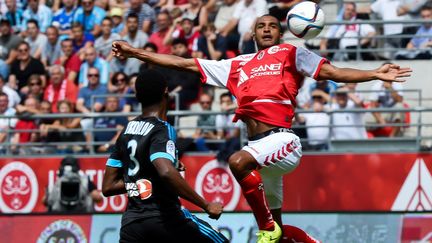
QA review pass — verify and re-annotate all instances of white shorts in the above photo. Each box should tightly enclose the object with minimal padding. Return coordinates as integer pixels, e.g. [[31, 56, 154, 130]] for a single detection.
[[242, 132, 302, 209]]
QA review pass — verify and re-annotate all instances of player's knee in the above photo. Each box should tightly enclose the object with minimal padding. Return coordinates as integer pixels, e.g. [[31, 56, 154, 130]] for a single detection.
[[228, 152, 243, 173]]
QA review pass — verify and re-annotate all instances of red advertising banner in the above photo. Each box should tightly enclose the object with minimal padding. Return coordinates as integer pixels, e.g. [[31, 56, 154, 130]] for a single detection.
[[0, 153, 432, 213]]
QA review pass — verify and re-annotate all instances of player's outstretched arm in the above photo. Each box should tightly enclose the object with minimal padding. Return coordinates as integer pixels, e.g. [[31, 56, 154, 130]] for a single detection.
[[112, 41, 199, 72], [317, 63, 412, 83], [154, 158, 223, 219], [102, 166, 126, 197]]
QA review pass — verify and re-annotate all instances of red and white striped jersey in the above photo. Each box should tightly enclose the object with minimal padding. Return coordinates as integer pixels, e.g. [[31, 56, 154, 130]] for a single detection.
[[194, 43, 328, 127]]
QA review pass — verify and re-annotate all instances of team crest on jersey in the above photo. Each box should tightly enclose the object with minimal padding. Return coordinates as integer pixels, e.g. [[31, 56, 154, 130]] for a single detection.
[[267, 45, 289, 54], [136, 179, 153, 200], [257, 51, 265, 60]]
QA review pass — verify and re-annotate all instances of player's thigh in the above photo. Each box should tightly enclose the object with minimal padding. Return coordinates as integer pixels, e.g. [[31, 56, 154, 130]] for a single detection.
[[243, 132, 302, 175], [120, 217, 171, 243]]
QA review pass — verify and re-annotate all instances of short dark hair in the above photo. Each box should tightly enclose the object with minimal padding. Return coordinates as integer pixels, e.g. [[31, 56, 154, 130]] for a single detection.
[[27, 19, 39, 29], [255, 14, 282, 32], [102, 16, 113, 24], [17, 41, 30, 50], [172, 38, 188, 47], [420, 5, 432, 12], [61, 38, 73, 45], [71, 22, 84, 30], [135, 70, 167, 108], [0, 19, 11, 26], [220, 92, 232, 101], [144, 42, 158, 52], [127, 12, 139, 21]]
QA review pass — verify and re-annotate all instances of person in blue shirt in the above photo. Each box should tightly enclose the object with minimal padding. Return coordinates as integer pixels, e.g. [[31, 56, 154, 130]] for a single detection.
[[73, 0, 106, 37], [71, 22, 95, 55], [5, 0, 24, 34], [52, 0, 76, 39], [76, 67, 107, 114], [22, 0, 52, 33], [78, 46, 110, 87]]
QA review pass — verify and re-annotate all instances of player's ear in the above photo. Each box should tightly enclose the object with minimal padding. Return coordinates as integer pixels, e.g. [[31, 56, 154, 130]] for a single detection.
[[252, 32, 256, 41]]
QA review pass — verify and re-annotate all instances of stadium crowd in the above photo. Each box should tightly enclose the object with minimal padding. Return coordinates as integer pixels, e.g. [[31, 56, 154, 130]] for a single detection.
[[0, 0, 429, 155]]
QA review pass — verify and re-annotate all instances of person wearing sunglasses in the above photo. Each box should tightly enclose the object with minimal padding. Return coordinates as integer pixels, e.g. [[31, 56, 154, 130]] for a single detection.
[[8, 41, 46, 94]]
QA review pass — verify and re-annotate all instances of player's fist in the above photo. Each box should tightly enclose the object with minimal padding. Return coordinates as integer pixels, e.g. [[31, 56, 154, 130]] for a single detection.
[[205, 202, 223, 220], [112, 41, 134, 59]]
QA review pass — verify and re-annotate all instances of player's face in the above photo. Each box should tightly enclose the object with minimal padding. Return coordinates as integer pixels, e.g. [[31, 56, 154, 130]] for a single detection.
[[254, 16, 282, 50]]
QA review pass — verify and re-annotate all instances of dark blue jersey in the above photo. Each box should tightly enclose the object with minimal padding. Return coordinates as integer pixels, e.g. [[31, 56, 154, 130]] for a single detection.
[[106, 115, 181, 226]]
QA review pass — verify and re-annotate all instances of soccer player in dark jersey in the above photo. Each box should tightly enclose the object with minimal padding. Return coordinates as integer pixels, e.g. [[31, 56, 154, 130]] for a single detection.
[[102, 69, 228, 243], [112, 15, 411, 243]]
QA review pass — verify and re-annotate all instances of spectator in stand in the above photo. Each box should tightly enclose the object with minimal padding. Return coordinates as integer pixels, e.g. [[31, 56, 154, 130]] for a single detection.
[[193, 93, 218, 151], [5, 0, 24, 34], [182, 0, 208, 32], [110, 53, 141, 77], [10, 97, 40, 155], [9, 41, 46, 94], [358, 0, 406, 53], [309, 80, 338, 99], [396, 5, 432, 60], [149, 11, 173, 54], [21, 0, 52, 34], [44, 65, 78, 112], [78, 46, 110, 88], [320, 2, 376, 61], [123, 73, 141, 113], [397, 0, 429, 46], [124, 0, 156, 34], [214, 0, 240, 55], [93, 96, 128, 153], [71, 22, 95, 58], [139, 42, 158, 71], [20, 74, 44, 102], [329, 86, 368, 140], [109, 8, 125, 34], [41, 26, 62, 67], [0, 19, 22, 79], [0, 92, 17, 151], [123, 13, 149, 49], [40, 100, 86, 153], [155, 38, 201, 110], [73, 0, 106, 37], [220, 0, 267, 54], [52, 0, 76, 39], [76, 67, 107, 114], [295, 90, 330, 151], [0, 75, 20, 108], [215, 92, 242, 162], [196, 23, 227, 60], [54, 39, 82, 84], [164, 17, 200, 54], [108, 72, 130, 109], [95, 17, 121, 61], [24, 19, 48, 60], [369, 79, 405, 137]]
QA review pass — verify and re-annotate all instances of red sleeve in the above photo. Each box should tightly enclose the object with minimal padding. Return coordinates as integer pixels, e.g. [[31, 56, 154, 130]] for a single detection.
[[66, 81, 79, 102], [70, 55, 82, 72]]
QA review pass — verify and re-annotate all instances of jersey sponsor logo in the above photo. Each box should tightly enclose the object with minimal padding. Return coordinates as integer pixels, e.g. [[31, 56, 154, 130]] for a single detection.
[[166, 140, 176, 159], [124, 121, 155, 136], [195, 160, 241, 211], [267, 45, 289, 54], [125, 182, 139, 197], [250, 63, 282, 79], [136, 179, 153, 200], [37, 220, 87, 243], [392, 158, 432, 211], [238, 69, 249, 87], [0, 161, 38, 213]]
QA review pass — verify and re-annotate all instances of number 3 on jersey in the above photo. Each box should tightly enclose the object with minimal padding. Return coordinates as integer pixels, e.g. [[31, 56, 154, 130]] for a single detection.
[[128, 140, 140, 176]]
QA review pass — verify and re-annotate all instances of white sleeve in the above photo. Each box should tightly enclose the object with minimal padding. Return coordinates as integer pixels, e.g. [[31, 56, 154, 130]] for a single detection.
[[392, 82, 404, 96], [370, 0, 381, 14], [360, 24, 376, 36], [195, 58, 232, 87], [295, 47, 328, 79], [232, 2, 243, 19], [369, 82, 381, 101], [255, 0, 269, 17]]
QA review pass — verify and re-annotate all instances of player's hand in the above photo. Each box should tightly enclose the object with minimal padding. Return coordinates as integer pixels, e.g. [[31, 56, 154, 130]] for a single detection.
[[205, 202, 223, 220], [375, 63, 412, 82], [112, 41, 134, 59]]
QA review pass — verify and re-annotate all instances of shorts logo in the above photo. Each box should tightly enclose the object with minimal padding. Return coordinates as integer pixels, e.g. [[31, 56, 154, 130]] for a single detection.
[[136, 179, 152, 200], [195, 160, 241, 210], [0, 161, 38, 213], [37, 220, 87, 243]]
